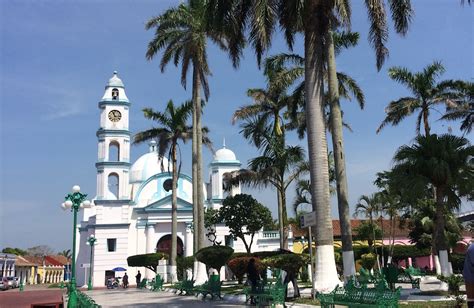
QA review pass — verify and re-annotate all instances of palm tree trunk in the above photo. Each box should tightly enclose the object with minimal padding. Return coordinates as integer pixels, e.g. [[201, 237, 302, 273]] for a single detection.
[[192, 78, 198, 254], [304, 0, 340, 292], [277, 186, 288, 249], [325, 29, 355, 279], [422, 105, 430, 136], [192, 67, 208, 285], [170, 143, 178, 283], [434, 186, 449, 276]]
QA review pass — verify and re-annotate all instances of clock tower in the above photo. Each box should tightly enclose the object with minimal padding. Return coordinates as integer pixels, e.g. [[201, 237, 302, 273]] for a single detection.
[[95, 71, 131, 200]]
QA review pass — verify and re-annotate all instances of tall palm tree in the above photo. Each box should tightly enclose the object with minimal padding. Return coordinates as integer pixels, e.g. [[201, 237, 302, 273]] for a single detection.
[[440, 81, 473, 135], [134, 100, 208, 282], [225, 119, 306, 249], [58, 249, 72, 260], [391, 134, 474, 275], [211, 0, 413, 290], [145, 0, 230, 258], [377, 61, 467, 136]]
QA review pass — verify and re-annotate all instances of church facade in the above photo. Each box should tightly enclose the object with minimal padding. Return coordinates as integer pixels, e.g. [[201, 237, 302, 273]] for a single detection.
[[76, 72, 292, 287]]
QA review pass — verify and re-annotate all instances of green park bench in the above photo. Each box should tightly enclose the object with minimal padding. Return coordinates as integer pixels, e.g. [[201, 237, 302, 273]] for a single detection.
[[317, 279, 401, 308], [357, 267, 380, 285], [174, 279, 195, 295], [243, 278, 287, 308], [77, 290, 102, 308], [138, 278, 148, 289], [150, 274, 164, 291], [383, 265, 421, 289], [405, 266, 425, 277], [194, 274, 222, 300]]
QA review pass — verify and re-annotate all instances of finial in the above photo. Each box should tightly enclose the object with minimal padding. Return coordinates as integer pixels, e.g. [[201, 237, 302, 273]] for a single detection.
[[113, 70, 118, 75], [223, 138, 226, 148]]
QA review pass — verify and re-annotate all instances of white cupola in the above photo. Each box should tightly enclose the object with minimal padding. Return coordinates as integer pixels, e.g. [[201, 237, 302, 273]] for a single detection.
[[101, 71, 129, 102], [209, 140, 241, 201]]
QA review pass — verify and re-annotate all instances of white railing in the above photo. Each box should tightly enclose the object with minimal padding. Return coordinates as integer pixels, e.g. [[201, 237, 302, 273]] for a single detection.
[[262, 231, 279, 239]]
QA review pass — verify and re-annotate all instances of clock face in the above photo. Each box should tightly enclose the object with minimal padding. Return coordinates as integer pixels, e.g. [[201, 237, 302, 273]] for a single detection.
[[108, 110, 122, 122]]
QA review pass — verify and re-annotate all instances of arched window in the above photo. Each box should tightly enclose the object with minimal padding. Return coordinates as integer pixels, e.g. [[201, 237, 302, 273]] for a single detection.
[[111, 88, 119, 100], [109, 141, 120, 162], [108, 173, 119, 199]]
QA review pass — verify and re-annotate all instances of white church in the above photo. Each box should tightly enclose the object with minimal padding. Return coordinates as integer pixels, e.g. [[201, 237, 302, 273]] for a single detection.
[[76, 72, 293, 287]]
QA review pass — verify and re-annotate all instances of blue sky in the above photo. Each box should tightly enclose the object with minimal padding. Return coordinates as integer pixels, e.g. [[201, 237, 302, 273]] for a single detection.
[[0, 1, 472, 252]]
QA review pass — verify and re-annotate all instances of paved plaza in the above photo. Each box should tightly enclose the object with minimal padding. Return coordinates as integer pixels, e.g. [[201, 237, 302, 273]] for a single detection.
[[85, 288, 249, 307]]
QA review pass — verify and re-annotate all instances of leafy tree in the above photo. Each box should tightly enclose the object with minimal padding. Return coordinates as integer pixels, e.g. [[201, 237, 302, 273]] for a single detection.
[[145, 0, 231, 254], [127, 253, 168, 273], [204, 208, 222, 245], [210, 0, 413, 289], [176, 256, 194, 280], [134, 99, 210, 282], [58, 249, 72, 259], [2, 247, 27, 256], [377, 61, 467, 136], [440, 81, 473, 135], [354, 221, 383, 252], [391, 134, 474, 275], [26, 245, 54, 257], [215, 194, 273, 253], [224, 121, 305, 249]]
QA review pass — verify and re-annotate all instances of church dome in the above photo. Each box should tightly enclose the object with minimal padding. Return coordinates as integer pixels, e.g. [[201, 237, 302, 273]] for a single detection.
[[213, 143, 237, 162], [107, 71, 124, 87], [130, 141, 170, 183]]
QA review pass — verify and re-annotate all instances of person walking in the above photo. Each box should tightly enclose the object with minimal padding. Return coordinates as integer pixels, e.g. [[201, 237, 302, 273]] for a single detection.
[[463, 241, 474, 308], [247, 258, 260, 305], [135, 270, 141, 288], [122, 273, 129, 288]]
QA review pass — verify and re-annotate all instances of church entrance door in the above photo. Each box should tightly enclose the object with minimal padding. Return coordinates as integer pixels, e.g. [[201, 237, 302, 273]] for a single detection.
[[156, 234, 184, 257]]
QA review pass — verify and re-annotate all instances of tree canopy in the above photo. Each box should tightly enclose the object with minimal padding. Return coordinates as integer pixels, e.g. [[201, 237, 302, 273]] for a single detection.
[[127, 253, 168, 273]]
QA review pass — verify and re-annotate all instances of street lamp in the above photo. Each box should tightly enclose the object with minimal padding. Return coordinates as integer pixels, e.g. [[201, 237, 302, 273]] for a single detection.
[[61, 185, 92, 308], [86, 235, 97, 290]]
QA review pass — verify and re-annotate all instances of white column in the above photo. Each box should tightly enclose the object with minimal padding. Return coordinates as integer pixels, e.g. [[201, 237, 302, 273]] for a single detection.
[[185, 223, 193, 257], [145, 224, 155, 279]]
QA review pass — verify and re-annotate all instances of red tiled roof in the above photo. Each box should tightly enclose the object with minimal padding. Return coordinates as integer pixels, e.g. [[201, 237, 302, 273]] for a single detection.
[[291, 219, 411, 238], [15, 255, 36, 266]]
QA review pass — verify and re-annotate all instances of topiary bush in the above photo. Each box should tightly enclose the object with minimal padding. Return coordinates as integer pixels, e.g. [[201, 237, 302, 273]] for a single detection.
[[360, 253, 377, 270], [262, 254, 307, 275], [227, 256, 265, 284], [127, 252, 168, 273], [195, 245, 234, 273], [176, 256, 194, 280]]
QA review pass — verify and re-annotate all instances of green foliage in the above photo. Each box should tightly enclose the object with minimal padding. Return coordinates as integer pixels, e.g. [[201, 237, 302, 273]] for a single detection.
[[450, 254, 466, 274], [437, 275, 465, 308], [216, 194, 273, 252], [176, 256, 194, 280], [354, 221, 383, 249], [227, 257, 265, 284], [127, 253, 168, 273], [360, 253, 377, 270], [195, 245, 234, 272], [300, 265, 309, 283], [2, 247, 27, 256], [262, 254, 307, 275]]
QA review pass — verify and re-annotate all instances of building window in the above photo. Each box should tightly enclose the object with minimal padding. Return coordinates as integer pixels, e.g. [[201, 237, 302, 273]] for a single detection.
[[225, 235, 233, 247], [107, 238, 117, 252]]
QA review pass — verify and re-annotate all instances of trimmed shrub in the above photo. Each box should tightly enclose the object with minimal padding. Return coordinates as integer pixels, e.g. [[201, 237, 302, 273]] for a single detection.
[[195, 245, 234, 273], [360, 253, 377, 270], [227, 256, 265, 284], [450, 253, 465, 274], [176, 256, 194, 280], [127, 253, 168, 273], [262, 254, 307, 275]]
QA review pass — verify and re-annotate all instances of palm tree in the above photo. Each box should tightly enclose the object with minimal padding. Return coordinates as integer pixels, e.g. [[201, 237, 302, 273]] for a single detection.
[[377, 61, 467, 136], [224, 119, 306, 249], [391, 134, 474, 275], [58, 249, 72, 260], [133, 100, 206, 282], [145, 0, 230, 258], [211, 0, 413, 290], [440, 81, 473, 135]]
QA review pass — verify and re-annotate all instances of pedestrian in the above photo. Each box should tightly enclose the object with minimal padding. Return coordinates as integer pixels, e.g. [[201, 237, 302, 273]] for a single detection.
[[247, 258, 260, 305], [136, 270, 141, 287], [463, 240, 474, 308], [122, 273, 129, 288]]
